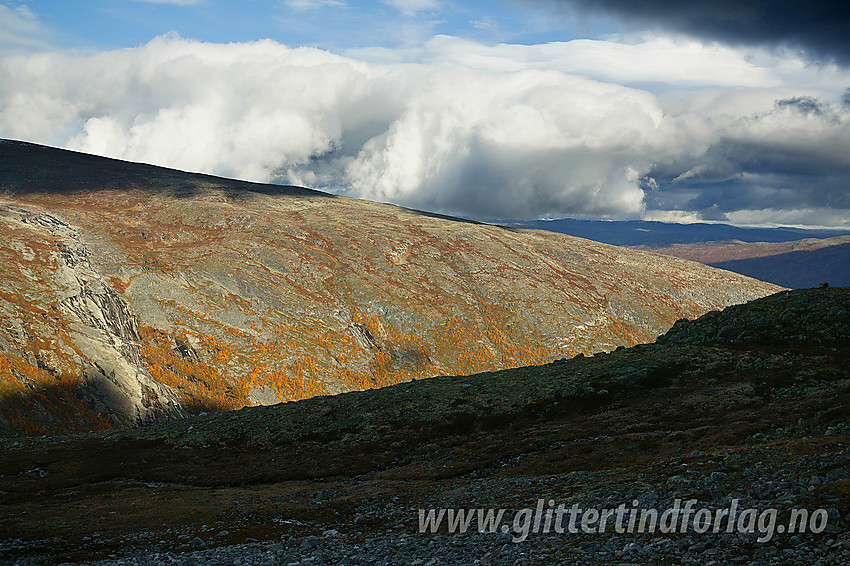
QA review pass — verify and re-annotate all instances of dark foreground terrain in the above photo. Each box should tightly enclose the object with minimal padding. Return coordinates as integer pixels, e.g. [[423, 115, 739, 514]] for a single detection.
[[1, 288, 849, 565]]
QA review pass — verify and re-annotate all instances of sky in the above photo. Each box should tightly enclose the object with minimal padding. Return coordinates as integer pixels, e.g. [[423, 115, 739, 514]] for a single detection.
[[1, 1, 849, 227]]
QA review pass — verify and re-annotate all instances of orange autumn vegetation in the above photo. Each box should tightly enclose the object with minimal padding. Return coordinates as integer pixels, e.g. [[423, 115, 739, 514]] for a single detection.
[[138, 324, 247, 411], [135, 296, 557, 413], [432, 302, 551, 376], [479, 302, 550, 367], [0, 351, 113, 436], [108, 275, 130, 294], [604, 314, 649, 347], [1, 296, 558, 435], [349, 307, 437, 388], [245, 343, 327, 403]]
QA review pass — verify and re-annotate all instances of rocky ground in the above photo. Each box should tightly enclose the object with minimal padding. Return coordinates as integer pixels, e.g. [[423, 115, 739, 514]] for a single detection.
[[1, 288, 848, 565]]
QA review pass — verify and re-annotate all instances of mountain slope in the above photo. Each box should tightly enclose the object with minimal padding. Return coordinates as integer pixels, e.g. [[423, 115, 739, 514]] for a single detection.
[[506, 218, 850, 247], [635, 236, 850, 288], [637, 235, 850, 264], [505, 217, 850, 289], [707, 243, 850, 288], [0, 288, 847, 564], [0, 140, 781, 435]]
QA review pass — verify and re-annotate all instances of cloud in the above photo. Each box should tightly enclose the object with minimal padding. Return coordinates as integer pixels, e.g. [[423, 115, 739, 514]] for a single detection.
[[381, 0, 440, 17], [406, 35, 781, 88], [0, 3, 51, 51], [338, 68, 656, 218], [133, 0, 206, 5], [1, 33, 849, 226], [641, 210, 704, 224], [470, 16, 498, 31], [282, 0, 347, 11], [355, 34, 849, 94], [774, 96, 825, 115], [725, 208, 850, 230], [645, 88, 850, 221], [530, 0, 850, 66]]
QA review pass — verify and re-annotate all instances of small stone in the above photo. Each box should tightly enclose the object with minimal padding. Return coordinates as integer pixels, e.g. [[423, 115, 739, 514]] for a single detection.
[[667, 475, 688, 486]]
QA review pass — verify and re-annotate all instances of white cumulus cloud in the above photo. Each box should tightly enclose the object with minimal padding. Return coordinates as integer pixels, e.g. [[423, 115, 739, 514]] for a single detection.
[[1, 33, 849, 225]]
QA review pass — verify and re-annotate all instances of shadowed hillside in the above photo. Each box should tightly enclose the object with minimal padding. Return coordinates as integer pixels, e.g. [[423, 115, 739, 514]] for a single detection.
[[636, 236, 850, 288], [506, 217, 850, 289], [707, 243, 850, 288], [505, 218, 850, 247], [0, 288, 846, 564]]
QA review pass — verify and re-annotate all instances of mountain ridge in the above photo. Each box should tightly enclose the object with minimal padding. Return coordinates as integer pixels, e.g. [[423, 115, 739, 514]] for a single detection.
[[0, 139, 781, 436], [505, 217, 850, 247], [506, 217, 850, 288]]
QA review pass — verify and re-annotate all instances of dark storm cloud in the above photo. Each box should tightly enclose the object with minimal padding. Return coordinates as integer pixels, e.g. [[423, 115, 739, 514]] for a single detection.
[[539, 0, 850, 65], [649, 171, 850, 213], [775, 96, 826, 115], [637, 89, 850, 225], [646, 132, 850, 221]]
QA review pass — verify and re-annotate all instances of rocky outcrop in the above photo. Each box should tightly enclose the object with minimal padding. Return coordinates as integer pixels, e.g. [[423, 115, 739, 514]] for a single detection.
[[0, 206, 184, 430], [657, 287, 850, 347]]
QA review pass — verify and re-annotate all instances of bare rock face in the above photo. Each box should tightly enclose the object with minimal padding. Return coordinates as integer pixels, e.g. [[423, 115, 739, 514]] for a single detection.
[[0, 205, 184, 434], [0, 141, 784, 435]]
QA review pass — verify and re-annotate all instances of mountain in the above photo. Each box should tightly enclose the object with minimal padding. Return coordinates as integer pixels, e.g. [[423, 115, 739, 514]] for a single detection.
[[0, 140, 781, 435], [508, 218, 850, 289], [708, 243, 850, 288], [664, 236, 850, 289], [635, 237, 850, 288], [505, 218, 850, 247], [1, 287, 847, 564]]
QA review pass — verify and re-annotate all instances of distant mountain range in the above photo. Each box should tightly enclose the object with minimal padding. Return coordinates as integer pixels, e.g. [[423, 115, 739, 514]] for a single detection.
[[639, 237, 850, 289], [506, 218, 850, 247], [0, 140, 779, 435], [507, 218, 850, 288]]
